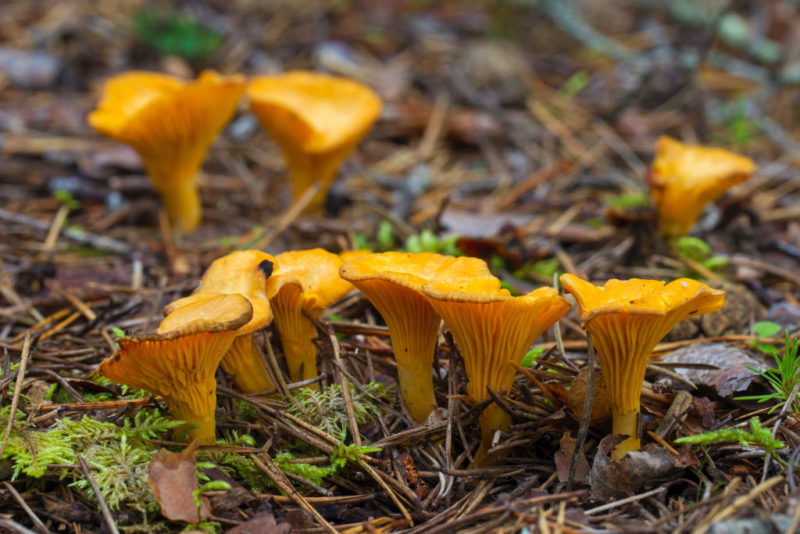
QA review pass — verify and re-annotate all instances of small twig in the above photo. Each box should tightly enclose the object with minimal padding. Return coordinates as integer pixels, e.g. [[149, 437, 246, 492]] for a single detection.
[[41, 369, 85, 403], [43, 205, 69, 251], [762, 372, 800, 483], [0, 332, 31, 460], [3, 481, 51, 534], [697, 476, 783, 534], [77, 455, 120, 534], [568, 332, 594, 491], [0, 519, 38, 534], [0, 207, 131, 254], [251, 452, 337, 534], [250, 182, 322, 251], [585, 486, 667, 515], [262, 332, 291, 397], [328, 328, 362, 447]]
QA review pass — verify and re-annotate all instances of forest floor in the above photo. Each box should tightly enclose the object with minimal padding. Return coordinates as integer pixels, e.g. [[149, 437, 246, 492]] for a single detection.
[[1, 1, 800, 533]]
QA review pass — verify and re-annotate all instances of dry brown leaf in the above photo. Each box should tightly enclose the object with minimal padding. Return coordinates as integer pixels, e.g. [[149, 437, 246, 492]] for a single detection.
[[226, 511, 291, 534], [657, 343, 765, 399], [148, 439, 210, 523], [589, 435, 678, 500], [554, 432, 590, 484]]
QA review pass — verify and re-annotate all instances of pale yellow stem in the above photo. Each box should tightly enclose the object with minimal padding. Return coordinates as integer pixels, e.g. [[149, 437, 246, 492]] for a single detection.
[[159, 180, 201, 233], [474, 403, 512, 468], [279, 316, 320, 386], [611, 407, 641, 461], [220, 335, 275, 394], [168, 394, 217, 445], [397, 362, 436, 424], [284, 147, 350, 213]]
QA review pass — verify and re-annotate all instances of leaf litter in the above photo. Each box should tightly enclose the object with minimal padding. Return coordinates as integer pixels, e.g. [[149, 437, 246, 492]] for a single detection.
[[0, 1, 799, 533]]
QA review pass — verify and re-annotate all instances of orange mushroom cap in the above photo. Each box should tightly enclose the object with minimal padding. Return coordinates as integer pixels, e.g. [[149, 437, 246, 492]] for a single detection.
[[266, 249, 356, 383], [164, 250, 277, 394], [340, 252, 493, 423], [247, 71, 382, 211], [98, 293, 253, 445], [647, 136, 756, 237], [88, 70, 246, 233], [423, 276, 570, 466], [560, 274, 725, 459]]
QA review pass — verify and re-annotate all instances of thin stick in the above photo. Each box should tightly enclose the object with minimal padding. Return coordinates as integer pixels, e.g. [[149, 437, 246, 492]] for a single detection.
[[43, 205, 70, 251], [762, 366, 800, 482], [328, 329, 362, 447], [585, 486, 667, 515], [3, 481, 51, 534], [251, 182, 322, 251], [77, 455, 120, 534], [568, 332, 594, 490], [262, 333, 291, 397], [0, 332, 32, 460], [251, 453, 337, 534], [553, 272, 566, 357], [35, 397, 160, 413], [0, 519, 38, 534], [0, 207, 130, 254]]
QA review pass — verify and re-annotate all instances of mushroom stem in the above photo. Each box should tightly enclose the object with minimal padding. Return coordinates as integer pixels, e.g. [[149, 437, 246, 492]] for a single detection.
[[397, 359, 437, 424], [270, 283, 321, 385], [280, 318, 319, 385], [284, 147, 350, 212], [158, 180, 201, 233], [168, 392, 217, 446], [220, 335, 275, 394], [475, 403, 511, 468], [611, 408, 641, 461]]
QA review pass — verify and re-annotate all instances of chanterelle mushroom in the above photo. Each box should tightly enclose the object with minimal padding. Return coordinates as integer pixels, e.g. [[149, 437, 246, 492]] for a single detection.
[[98, 293, 253, 445], [340, 252, 493, 424], [423, 275, 570, 466], [88, 70, 246, 232], [560, 274, 725, 460], [164, 250, 277, 394], [647, 136, 756, 237], [266, 249, 356, 384], [247, 71, 382, 211]]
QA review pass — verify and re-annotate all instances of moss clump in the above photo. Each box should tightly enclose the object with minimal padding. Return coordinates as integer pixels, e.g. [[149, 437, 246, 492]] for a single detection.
[[0, 406, 182, 513], [287, 382, 389, 441]]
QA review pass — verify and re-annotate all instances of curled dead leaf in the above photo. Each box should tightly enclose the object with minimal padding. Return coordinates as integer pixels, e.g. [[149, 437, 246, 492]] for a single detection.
[[551, 368, 613, 425], [226, 511, 291, 534], [656, 343, 765, 399], [589, 435, 679, 501]]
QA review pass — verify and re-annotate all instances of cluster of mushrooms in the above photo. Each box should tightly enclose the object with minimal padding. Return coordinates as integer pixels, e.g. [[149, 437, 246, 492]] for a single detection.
[[98, 248, 728, 466], [88, 70, 382, 232], [90, 67, 759, 466]]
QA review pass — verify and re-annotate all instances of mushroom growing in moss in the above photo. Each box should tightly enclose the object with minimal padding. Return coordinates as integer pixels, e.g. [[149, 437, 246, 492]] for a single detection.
[[247, 71, 382, 211], [88, 70, 246, 232], [423, 275, 570, 466], [560, 274, 725, 460], [340, 252, 493, 423], [266, 249, 356, 384], [647, 136, 756, 238], [98, 293, 253, 444], [164, 250, 277, 394]]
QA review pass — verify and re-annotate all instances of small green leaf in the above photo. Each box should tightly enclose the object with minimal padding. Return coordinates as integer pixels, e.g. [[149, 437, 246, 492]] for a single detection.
[[754, 321, 782, 339], [603, 192, 651, 209], [134, 9, 224, 61], [376, 221, 394, 250], [676, 236, 712, 262], [521, 347, 546, 368]]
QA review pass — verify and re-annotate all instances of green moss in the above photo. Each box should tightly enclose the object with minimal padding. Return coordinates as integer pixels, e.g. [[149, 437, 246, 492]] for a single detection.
[[287, 382, 389, 441], [0, 406, 182, 513]]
